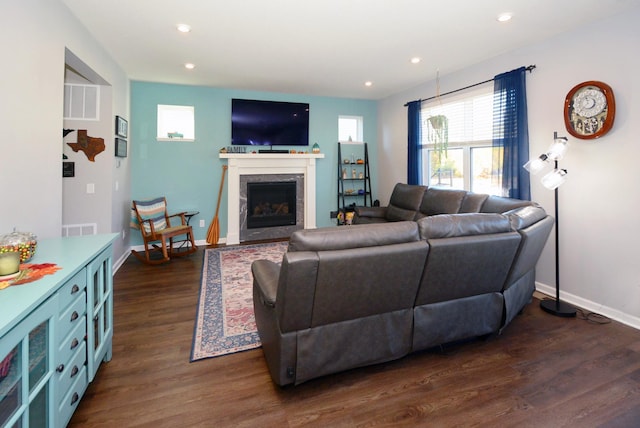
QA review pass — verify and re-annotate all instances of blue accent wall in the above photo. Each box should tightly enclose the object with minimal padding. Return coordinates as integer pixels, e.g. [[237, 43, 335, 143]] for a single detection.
[[130, 81, 377, 245]]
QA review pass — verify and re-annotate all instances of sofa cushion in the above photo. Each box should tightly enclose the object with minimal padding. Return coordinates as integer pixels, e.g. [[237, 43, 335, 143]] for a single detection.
[[288, 221, 420, 252], [416, 187, 467, 219], [384, 183, 427, 221], [459, 193, 489, 213], [417, 213, 513, 239]]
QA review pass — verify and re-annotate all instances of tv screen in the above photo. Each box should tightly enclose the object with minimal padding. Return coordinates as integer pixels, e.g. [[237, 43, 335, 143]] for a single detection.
[[231, 99, 309, 146]]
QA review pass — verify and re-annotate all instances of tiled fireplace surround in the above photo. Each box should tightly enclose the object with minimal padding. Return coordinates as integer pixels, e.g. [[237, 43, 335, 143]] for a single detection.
[[219, 153, 325, 245]]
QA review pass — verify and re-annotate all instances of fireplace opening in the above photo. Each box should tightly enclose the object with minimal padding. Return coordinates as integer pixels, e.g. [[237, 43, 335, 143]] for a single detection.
[[247, 181, 297, 229]]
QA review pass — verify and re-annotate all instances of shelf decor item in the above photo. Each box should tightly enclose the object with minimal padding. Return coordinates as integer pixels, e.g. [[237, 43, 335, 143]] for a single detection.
[[344, 211, 354, 225], [312, 142, 320, 153]]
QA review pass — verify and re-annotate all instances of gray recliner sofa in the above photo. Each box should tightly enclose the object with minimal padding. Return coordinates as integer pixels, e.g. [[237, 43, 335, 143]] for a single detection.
[[252, 184, 553, 386]]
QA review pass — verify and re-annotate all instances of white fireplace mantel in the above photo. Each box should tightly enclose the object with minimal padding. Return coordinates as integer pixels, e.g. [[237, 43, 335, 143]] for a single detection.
[[219, 153, 325, 245]]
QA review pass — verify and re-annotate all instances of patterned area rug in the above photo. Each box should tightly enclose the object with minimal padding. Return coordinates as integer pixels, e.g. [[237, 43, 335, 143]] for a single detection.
[[190, 241, 288, 361]]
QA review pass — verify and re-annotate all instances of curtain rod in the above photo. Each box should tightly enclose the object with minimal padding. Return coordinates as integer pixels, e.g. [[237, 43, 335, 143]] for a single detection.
[[404, 64, 536, 107]]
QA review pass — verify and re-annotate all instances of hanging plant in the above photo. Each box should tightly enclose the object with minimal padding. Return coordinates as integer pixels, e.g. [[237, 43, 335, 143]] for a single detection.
[[427, 114, 449, 166]]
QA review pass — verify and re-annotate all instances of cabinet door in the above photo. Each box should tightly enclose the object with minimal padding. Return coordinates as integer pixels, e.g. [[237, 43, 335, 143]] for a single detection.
[[86, 247, 113, 382], [0, 297, 57, 428]]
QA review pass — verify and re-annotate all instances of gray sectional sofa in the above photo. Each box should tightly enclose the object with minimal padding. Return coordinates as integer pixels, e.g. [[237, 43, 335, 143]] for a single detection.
[[252, 183, 553, 386]]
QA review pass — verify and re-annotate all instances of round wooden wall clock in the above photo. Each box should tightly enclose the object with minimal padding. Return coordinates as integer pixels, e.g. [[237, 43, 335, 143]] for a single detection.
[[564, 81, 615, 139]]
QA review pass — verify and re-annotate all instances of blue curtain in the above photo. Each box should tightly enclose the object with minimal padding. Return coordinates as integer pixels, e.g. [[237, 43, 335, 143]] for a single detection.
[[492, 67, 530, 200], [407, 100, 422, 185]]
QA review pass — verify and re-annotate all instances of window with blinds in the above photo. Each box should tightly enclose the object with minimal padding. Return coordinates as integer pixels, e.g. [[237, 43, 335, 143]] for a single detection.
[[419, 82, 503, 195]]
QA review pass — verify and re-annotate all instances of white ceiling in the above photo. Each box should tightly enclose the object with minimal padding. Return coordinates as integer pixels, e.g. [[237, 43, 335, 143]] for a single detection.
[[62, 0, 639, 100]]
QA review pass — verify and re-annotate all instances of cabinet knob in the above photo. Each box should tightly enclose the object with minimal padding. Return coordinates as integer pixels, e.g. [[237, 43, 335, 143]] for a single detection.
[[56, 364, 65, 373], [70, 365, 79, 378], [71, 284, 80, 294], [71, 392, 79, 405], [70, 338, 79, 350], [70, 311, 79, 322]]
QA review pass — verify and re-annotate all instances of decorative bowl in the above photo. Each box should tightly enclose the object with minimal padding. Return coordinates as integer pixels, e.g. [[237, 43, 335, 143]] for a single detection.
[[0, 231, 37, 262]]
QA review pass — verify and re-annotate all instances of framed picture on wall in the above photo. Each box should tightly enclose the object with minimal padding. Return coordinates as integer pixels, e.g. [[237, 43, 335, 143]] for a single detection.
[[115, 138, 127, 157], [115, 115, 128, 138], [63, 161, 75, 177]]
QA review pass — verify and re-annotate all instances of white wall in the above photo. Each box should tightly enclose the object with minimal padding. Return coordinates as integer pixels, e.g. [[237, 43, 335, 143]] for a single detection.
[[378, 6, 640, 328], [0, 0, 130, 262], [62, 87, 112, 234]]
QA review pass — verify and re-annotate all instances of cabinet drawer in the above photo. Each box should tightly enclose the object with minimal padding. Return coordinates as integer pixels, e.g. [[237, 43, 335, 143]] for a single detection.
[[57, 316, 86, 367], [58, 269, 87, 313], [57, 293, 86, 345], [55, 341, 87, 401], [57, 365, 88, 428]]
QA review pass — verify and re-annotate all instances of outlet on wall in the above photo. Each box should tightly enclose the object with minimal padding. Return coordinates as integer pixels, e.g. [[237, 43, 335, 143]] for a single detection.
[[199, 219, 205, 227]]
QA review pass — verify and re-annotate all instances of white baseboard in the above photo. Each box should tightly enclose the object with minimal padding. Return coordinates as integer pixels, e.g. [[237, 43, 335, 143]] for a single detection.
[[536, 281, 640, 330], [112, 251, 129, 273]]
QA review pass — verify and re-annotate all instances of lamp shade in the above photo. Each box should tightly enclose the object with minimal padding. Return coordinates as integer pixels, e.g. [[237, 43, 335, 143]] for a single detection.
[[541, 168, 567, 190], [523, 154, 549, 175], [547, 137, 568, 160]]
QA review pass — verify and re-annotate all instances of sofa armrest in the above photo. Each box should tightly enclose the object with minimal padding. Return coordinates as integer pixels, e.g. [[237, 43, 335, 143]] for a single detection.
[[505, 205, 547, 230], [251, 259, 281, 307], [354, 206, 387, 218]]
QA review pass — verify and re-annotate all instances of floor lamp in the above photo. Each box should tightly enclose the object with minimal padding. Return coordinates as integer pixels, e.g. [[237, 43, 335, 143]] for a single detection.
[[524, 132, 577, 317]]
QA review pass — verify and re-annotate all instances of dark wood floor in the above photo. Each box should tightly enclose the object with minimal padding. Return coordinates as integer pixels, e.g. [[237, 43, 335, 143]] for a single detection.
[[69, 246, 640, 427]]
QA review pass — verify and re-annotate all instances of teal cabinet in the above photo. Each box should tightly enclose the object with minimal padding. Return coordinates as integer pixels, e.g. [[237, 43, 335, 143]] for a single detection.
[[86, 247, 113, 382], [0, 297, 56, 427], [0, 234, 117, 427]]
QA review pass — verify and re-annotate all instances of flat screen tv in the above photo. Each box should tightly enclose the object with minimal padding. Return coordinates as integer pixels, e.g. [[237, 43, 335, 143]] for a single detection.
[[231, 99, 309, 147]]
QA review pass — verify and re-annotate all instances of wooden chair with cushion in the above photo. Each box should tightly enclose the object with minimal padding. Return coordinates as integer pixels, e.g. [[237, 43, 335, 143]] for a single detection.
[[131, 197, 197, 264]]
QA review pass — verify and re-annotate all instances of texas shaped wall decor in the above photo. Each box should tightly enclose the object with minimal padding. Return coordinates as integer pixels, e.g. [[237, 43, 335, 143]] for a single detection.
[[66, 129, 105, 162]]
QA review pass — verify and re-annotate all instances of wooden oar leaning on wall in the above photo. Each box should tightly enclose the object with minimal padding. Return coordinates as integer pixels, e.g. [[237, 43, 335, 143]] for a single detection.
[[207, 165, 228, 245]]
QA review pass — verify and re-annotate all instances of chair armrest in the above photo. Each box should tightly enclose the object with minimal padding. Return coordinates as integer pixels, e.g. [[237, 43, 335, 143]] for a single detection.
[[139, 218, 156, 236], [167, 212, 187, 226], [251, 259, 281, 307]]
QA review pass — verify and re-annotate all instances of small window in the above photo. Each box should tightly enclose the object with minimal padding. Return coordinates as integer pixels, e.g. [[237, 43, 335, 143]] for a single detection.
[[157, 104, 195, 141], [338, 115, 363, 142]]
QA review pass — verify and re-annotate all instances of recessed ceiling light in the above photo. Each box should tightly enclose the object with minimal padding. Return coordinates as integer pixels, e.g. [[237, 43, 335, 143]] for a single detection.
[[184, 63, 195, 70], [411, 57, 421, 64], [497, 13, 512, 22], [177, 24, 191, 33], [365, 81, 373, 87]]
